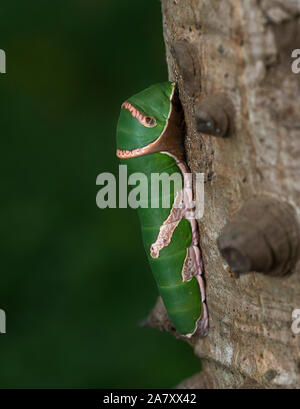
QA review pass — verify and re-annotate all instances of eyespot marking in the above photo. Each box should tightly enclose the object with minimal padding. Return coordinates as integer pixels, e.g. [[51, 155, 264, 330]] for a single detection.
[[122, 101, 157, 128]]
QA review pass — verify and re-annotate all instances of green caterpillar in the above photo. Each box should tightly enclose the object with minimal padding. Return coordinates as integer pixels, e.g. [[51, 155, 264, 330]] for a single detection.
[[116, 82, 208, 337]]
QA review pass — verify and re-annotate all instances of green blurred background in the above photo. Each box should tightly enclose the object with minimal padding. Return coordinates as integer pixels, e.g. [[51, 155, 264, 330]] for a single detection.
[[0, 0, 200, 388]]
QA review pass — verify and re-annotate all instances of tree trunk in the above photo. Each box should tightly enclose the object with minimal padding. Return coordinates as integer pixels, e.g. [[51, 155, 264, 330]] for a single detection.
[[150, 0, 300, 389]]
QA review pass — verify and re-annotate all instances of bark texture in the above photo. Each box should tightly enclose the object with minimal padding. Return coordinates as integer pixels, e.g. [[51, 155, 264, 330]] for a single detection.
[[153, 0, 300, 388]]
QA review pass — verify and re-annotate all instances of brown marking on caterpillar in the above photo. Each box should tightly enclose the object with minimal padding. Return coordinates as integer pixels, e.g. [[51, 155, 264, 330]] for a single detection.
[[150, 190, 184, 259], [117, 146, 148, 158], [182, 245, 208, 338], [182, 246, 197, 282], [149, 157, 208, 337], [121, 101, 157, 128]]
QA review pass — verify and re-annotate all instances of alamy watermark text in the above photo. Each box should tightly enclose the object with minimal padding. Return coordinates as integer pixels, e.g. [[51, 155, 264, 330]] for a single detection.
[[96, 165, 204, 219]]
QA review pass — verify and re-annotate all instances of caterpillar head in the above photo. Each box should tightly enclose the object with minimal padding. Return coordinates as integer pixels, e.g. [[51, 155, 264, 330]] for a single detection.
[[116, 82, 184, 160]]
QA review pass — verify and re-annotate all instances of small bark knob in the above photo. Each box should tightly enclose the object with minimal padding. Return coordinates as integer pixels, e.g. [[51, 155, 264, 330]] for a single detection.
[[217, 196, 300, 276], [195, 94, 234, 137]]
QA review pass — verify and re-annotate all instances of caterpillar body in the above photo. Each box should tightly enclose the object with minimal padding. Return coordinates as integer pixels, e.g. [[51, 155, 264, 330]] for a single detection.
[[116, 82, 208, 337]]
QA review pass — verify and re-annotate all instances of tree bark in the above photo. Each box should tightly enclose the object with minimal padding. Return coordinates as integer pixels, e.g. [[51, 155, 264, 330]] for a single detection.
[[151, 0, 300, 389]]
